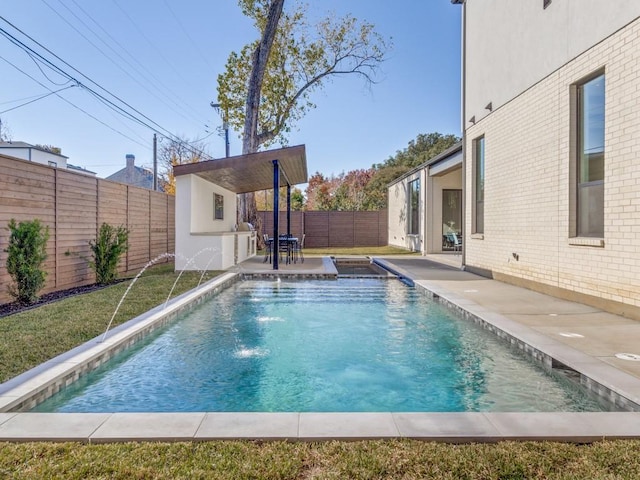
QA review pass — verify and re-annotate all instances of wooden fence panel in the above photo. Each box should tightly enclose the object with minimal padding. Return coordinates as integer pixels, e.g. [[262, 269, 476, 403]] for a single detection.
[[97, 180, 128, 274], [55, 170, 97, 290], [300, 211, 330, 248], [0, 156, 56, 299], [127, 188, 151, 271], [0, 154, 175, 304], [150, 192, 169, 261], [98, 180, 128, 227], [257, 210, 388, 249], [167, 196, 175, 256], [328, 212, 355, 248], [378, 212, 388, 246], [354, 211, 383, 247], [259, 211, 303, 238]]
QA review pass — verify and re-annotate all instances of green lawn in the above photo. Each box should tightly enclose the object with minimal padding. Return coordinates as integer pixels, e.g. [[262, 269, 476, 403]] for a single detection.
[[0, 264, 221, 383], [1, 261, 639, 478], [1, 439, 640, 479]]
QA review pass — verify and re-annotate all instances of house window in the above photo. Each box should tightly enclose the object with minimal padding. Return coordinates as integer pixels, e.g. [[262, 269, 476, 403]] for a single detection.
[[408, 178, 420, 235], [473, 136, 485, 234], [576, 73, 605, 237], [213, 193, 224, 220]]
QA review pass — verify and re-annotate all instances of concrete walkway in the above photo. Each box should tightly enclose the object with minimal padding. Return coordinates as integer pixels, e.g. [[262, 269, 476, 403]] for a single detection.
[[376, 256, 640, 385], [1, 254, 640, 443]]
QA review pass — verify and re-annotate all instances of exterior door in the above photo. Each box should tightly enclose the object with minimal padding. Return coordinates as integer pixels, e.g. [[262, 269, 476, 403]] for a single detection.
[[442, 189, 462, 251]]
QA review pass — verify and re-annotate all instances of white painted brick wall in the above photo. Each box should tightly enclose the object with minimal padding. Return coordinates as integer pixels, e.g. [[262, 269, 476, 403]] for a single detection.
[[465, 17, 640, 308]]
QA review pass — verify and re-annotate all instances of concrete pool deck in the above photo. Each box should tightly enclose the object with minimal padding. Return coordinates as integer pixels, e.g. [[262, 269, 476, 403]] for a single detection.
[[1, 254, 640, 442]]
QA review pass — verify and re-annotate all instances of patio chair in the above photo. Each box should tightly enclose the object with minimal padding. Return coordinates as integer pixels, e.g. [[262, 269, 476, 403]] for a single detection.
[[278, 234, 291, 264], [292, 233, 305, 263], [451, 233, 462, 253], [262, 233, 272, 263]]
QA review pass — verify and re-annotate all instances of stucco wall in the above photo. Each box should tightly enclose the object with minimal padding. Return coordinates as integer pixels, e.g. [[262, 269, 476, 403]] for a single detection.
[[189, 175, 236, 233], [175, 174, 251, 271], [464, 16, 640, 313], [465, 0, 640, 126], [388, 171, 422, 252]]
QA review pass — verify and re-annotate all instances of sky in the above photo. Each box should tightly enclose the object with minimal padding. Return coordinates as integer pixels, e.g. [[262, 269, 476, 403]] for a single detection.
[[0, 1, 462, 180]]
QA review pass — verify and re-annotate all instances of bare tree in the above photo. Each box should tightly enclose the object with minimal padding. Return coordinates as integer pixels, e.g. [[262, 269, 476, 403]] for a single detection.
[[158, 136, 209, 195]]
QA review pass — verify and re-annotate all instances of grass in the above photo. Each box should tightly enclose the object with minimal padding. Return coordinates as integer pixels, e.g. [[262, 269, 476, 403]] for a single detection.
[[2, 257, 640, 478], [1, 439, 640, 478], [0, 263, 222, 383]]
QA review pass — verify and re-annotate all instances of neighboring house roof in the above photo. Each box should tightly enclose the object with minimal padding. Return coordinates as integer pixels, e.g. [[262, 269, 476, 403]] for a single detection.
[[387, 141, 463, 187], [107, 165, 159, 190], [67, 164, 97, 175], [106, 154, 163, 191], [0, 141, 69, 160]]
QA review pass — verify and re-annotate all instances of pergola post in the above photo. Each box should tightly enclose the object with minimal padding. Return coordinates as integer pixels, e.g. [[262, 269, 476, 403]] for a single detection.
[[286, 184, 291, 238], [272, 159, 280, 270]]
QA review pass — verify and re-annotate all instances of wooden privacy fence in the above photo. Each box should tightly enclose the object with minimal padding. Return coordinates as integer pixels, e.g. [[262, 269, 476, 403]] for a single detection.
[[257, 210, 388, 248], [0, 155, 175, 304]]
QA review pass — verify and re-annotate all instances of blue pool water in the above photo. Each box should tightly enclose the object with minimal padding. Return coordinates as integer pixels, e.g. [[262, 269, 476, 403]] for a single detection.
[[34, 279, 609, 413]]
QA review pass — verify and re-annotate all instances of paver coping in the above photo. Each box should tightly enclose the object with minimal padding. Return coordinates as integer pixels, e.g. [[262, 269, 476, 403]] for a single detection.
[[1, 255, 639, 443]]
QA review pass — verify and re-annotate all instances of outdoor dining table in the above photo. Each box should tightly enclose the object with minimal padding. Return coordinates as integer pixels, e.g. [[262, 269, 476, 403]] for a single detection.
[[264, 235, 299, 264]]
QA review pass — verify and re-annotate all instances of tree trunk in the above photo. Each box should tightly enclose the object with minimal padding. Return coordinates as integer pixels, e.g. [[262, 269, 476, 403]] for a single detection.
[[239, 0, 285, 227], [242, 0, 284, 157]]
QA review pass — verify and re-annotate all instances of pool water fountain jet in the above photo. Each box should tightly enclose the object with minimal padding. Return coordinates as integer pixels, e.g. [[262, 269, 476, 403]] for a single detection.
[[163, 247, 220, 309], [100, 253, 176, 343]]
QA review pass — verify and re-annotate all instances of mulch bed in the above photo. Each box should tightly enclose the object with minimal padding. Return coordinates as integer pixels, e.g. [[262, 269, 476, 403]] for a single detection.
[[0, 282, 123, 319]]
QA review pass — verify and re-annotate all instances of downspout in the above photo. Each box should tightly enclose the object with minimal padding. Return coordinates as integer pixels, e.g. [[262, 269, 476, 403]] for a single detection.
[[460, 1, 467, 269]]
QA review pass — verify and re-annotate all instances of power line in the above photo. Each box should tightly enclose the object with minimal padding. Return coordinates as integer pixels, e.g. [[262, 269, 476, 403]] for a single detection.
[[0, 85, 76, 114], [0, 16, 211, 159], [161, 0, 215, 71], [43, 0, 208, 127], [0, 91, 61, 105], [110, 0, 212, 104], [0, 53, 149, 148], [0, 15, 214, 161], [0, 22, 154, 131]]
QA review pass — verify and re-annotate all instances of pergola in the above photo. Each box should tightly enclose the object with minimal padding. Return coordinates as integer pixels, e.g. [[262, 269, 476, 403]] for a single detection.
[[173, 144, 307, 270]]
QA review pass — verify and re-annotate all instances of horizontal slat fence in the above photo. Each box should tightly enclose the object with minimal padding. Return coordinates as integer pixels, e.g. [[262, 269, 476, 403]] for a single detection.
[[0, 155, 175, 304], [258, 210, 388, 249]]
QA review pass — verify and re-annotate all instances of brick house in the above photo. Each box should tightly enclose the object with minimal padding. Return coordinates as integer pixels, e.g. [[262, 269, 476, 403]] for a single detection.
[[454, 0, 640, 318]]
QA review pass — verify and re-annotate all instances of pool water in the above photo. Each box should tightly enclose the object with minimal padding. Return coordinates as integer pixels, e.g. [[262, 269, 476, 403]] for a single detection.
[[34, 279, 610, 413]]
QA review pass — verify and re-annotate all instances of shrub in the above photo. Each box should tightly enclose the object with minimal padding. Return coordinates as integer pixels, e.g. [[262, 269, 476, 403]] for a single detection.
[[89, 223, 129, 285], [5, 219, 50, 304]]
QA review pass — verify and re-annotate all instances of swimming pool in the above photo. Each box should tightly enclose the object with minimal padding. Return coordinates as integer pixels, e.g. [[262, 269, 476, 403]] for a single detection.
[[33, 278, 611, 413]]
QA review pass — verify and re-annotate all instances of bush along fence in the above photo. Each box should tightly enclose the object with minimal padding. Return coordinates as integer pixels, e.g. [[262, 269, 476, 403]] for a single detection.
[[257, 210, 388, 248], [0, 155, 174, 304]]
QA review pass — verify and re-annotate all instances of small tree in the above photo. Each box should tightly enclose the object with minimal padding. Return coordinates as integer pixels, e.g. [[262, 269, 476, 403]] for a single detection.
[[89, 223, 129, 285], [5, 219, 50, 304]]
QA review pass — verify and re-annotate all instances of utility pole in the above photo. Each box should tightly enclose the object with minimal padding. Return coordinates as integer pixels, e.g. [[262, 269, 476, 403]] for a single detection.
[[153, 133, 157, 191], [223, 111, 230, 158], [210, 102, 230, 157]]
